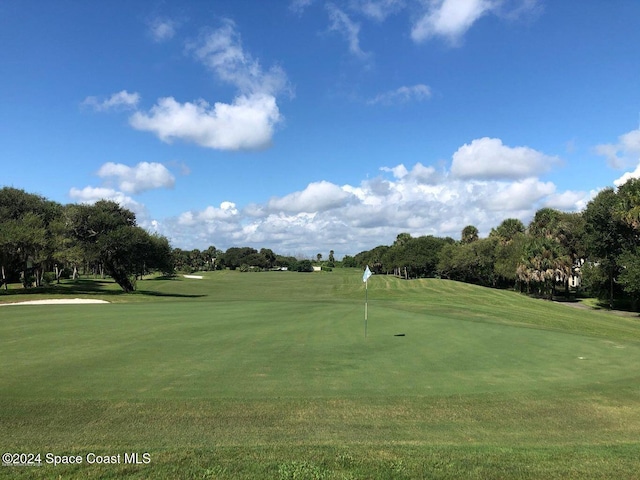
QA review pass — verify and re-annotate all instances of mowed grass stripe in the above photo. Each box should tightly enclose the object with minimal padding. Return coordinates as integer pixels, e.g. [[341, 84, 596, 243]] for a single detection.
[[2, 297, 639, 400]]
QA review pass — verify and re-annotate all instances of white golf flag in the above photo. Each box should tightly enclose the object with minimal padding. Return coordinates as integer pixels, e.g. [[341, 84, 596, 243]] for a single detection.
[[362, 265, 372, 283]]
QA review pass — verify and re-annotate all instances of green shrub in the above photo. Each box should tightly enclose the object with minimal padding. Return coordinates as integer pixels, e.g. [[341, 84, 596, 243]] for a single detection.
[[296, 260, 314, 272], [42, 272, 57, 286]]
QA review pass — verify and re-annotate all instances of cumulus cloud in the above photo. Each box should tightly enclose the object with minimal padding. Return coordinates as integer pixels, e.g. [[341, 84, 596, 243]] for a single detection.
[[155, 137, 589, 257], [482, 178, 556, 211], [162, 171, 587, 256], [178, 202, 239, 226], [97, 162, 175, 194], [595, 128, 640, 169], [380, 162, 439, 183], [408, 163, 439, 183], [367, 84, 431, 105], [69, 186, 143, 215], [544, 190, 594, 211], [130, 94, 280, 151], [133, 20, 288, 151], [70, 163, 175, 228], [614, 163, 640, 187], [326, 3, 371, 59], [83, 90, 140, 111], [267, 181, 355, 213], [451, 137, 559, 180], [380, 164, 408, 179]]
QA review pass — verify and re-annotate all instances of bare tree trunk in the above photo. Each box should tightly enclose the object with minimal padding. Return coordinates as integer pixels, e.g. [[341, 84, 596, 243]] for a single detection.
[[609, 272, 614, 309], [1, 265, 6, 291]]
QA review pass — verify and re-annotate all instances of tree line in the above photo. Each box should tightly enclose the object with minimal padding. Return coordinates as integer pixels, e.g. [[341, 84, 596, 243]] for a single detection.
[[0, 187, 332, 292], [4, 179, 640, 307], [171, 245, 324, 273], [349, 178, 640, 310]]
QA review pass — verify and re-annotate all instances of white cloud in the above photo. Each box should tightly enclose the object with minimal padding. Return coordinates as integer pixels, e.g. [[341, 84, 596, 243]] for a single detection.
[[97, 162, 175, 194], [353, 0, 405, 21], [178, 202, 239, 226], [451, 137, 559, 180], [132, 20, 288, 151], [130, 94, 281, 151], [326, 3, 371, 59], [380, 164, 408, 178], [155, 138, 589, 256], [544, 190, 594, 211], [148, 18, 177, 43], [411, 0, 540, 44], [162, 169, 587, 256], [411, 0, 496, 44], [595, 128, 640, 169], [482, 178, 556, 211], [189, 19, 290, 96], [267, 181, 355, 213], [408, 163, 439, 183], [69, 186, 143, 214], [367, 84, 431, 105], [83, 90, 140, 111], [614, 163, 640, 187], [380, 162, 439, 183]]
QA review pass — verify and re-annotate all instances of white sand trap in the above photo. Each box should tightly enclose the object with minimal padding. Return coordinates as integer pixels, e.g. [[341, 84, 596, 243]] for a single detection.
[[183, 275, 203, 279], [0, 298, 109, 306]]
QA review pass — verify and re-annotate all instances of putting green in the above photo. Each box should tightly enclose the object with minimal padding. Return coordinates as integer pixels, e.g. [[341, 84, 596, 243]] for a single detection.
[[1, 300, 639, 401]]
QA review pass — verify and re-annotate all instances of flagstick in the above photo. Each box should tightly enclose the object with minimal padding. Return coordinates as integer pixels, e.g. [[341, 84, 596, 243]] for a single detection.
[[364, 279, 368, 339]]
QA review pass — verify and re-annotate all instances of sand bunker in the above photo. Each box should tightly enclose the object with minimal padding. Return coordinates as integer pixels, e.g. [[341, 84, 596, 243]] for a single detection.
[[183, 275, 203, 279], [0, 298, 109, 306]]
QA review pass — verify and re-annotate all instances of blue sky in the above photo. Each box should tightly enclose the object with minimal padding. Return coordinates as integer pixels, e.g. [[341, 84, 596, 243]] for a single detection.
[[2, 0, 640, 258]]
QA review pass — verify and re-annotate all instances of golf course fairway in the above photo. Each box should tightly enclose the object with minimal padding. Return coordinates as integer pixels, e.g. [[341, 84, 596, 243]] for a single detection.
[[1, 269, 640, 479]]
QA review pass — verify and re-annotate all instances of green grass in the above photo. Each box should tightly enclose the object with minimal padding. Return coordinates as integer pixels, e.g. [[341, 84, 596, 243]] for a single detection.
[[1, 270, 640, 478]]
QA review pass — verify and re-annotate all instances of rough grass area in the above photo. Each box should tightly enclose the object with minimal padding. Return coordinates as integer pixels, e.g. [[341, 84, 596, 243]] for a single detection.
[[1, 270, 640, 478]]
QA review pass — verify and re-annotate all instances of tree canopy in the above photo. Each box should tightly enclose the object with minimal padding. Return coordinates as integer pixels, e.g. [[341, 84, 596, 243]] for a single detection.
[[0, 189, 173, 292]]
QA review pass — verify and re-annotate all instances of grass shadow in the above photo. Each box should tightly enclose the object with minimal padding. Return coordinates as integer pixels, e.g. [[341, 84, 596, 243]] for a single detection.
[[0, 278, 207, 300], [134, 289, 207, 299], [0, 280, 122, 297], [552, 297, 580, 304]]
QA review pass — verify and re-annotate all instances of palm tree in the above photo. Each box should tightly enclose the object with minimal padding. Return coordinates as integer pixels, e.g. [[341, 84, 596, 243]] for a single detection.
[[517, 237, 571, 299], [461, 225, 479, 244]]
